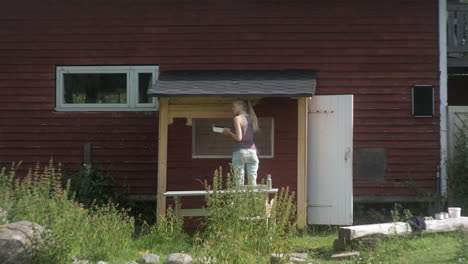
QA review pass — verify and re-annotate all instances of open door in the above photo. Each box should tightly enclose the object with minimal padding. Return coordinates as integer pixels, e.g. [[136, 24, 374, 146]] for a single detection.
[[307, 95, 353, 225]]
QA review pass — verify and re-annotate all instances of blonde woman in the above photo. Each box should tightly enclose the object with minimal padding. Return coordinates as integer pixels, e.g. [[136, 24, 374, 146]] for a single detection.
[[223, 99, 259, 185]]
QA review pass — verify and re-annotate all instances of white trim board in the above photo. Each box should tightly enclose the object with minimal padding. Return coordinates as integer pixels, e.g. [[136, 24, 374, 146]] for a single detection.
[[439, 0, 448, 197]]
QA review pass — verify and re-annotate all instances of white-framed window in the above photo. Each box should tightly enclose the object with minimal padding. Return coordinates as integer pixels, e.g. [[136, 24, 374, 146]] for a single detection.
[[191, 117, 274, 159], [55, 65, 159, 111]]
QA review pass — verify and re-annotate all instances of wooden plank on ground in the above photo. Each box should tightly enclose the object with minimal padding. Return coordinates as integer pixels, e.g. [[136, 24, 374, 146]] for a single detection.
[[422, 217, 468, 234], [339, 217, 468, 241], [339, 222, 412, 241], [331, 252, 360, 259]]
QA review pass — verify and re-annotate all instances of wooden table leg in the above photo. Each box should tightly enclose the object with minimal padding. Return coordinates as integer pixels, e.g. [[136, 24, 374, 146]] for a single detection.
[[173, 196, 181, 222]]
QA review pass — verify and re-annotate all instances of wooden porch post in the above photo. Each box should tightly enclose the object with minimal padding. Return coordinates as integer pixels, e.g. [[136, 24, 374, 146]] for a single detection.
[[157, 98, 169, 218], [297, 97, 309, 229]]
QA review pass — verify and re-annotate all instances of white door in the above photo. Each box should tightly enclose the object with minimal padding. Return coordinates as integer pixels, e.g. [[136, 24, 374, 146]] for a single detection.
[[307, 95, 353, 225]]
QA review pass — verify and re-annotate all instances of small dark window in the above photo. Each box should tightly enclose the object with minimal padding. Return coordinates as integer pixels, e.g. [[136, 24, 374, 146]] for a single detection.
[[355, 148, 387, 180], [138, 73, 153, 104], [412, 85, 433, 117]]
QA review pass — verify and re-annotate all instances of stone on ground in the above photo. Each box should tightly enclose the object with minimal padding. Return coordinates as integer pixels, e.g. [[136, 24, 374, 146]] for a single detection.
[[164, 253, 193, 264], [138, 253, 160, 263], [271, 253, 307, 264], [0, 221, 46, 264], [71, 260, 89, 264], [97, 261, 109, 264], [288, 253, 307, 259]]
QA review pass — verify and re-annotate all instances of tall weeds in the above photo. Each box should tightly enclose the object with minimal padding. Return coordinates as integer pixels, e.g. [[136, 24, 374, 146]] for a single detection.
[[0, 160, 135, 263], [196, 166, 297, 264], [135, 207, 192, 254]]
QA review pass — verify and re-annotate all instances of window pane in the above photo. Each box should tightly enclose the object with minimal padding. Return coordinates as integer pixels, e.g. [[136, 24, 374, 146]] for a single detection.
[[355, 148, 387, 180], [63, 73, 127, 104], [192, 117, 273, 157], [412, 85, 433, 117], [138, 73, 152, 104]]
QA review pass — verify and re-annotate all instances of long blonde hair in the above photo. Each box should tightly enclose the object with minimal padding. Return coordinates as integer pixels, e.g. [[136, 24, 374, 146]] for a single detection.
[[233, 99, 259, 132]]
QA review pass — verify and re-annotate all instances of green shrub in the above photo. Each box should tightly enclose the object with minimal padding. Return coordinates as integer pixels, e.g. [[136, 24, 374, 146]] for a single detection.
[[61, 163, 130, 209], [354, 203, 414, 225], [390, 203, 412, 223]]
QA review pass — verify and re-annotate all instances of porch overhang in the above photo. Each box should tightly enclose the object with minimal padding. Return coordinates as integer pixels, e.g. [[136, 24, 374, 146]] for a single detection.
[[147, 70, 316, 98]]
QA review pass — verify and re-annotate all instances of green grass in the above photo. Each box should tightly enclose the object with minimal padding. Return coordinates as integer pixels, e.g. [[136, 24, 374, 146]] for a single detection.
[[290, 231, 464, 264]]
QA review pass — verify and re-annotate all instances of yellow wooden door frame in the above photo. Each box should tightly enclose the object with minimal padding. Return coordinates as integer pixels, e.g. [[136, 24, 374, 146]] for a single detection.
[[156, 98, 169, 218], [297, 97, 309, 229]]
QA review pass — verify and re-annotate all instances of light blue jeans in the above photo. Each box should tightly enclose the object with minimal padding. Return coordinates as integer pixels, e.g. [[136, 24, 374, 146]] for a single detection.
[[232, 148, 259, 186]]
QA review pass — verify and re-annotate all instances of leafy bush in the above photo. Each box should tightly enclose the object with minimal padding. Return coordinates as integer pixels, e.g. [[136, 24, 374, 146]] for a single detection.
[[61, 163, 130, 208], [390, 203, 413, 222], [354, 203, 415, 225]]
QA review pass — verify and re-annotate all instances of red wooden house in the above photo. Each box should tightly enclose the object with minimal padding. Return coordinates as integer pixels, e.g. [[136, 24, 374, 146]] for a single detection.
[[0, 0, 448, 226]]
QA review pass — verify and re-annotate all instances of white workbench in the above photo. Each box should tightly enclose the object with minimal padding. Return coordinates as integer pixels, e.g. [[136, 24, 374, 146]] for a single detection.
[[164, 187, 279, 219]]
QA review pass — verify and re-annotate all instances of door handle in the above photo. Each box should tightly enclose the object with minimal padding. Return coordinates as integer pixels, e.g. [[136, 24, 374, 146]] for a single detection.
[[344, 147, 351, 161]]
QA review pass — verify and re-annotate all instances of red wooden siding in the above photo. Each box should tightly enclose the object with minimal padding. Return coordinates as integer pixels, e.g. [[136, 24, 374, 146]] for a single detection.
[[0, 0, 440, 196]]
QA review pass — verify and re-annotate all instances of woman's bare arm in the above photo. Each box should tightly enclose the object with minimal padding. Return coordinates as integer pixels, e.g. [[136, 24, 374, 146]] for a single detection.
[[223, 116, 243, 141]]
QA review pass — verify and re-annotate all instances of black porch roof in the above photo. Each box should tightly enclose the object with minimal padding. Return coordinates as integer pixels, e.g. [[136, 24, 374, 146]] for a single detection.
[[147, 70, 316, 97]]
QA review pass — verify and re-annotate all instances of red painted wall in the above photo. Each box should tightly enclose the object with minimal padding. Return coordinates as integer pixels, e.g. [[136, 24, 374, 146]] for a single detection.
[[0, 0, 440, 197]]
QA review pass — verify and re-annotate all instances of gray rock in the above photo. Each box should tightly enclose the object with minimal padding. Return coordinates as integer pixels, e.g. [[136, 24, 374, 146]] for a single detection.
[[271, 253, 307, 264], [71, 260, 89, 264], [0, 221, 46, 264], [288, 253, 307, 260], [138, 253, 160, 263], [97, 261, 109, 264], [126, 262, 139, 264], [164, 253, 193, 264]]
